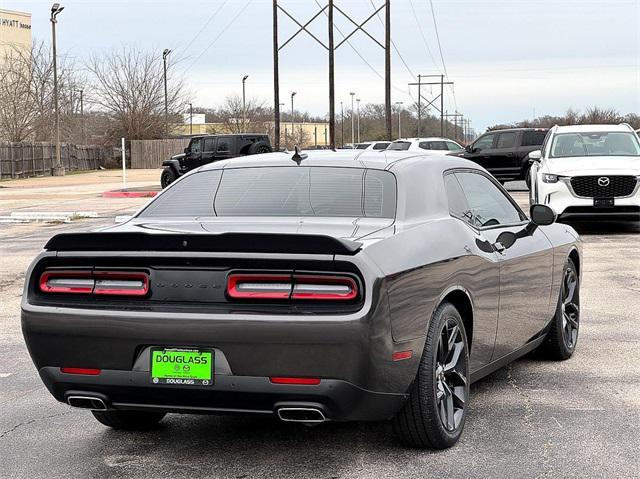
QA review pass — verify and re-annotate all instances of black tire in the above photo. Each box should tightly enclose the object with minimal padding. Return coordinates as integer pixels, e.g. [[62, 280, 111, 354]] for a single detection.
[[92, 410, 166, 430], [160, 168, 177, 189], [248, 141, 272, 155], [537, 258, 580, 360], [392, 302, 470, 449], [525, 168, 531, 190]]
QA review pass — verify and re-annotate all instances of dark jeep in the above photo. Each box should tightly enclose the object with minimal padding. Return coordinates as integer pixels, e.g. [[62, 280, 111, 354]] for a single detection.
[[161, 134, 272, 188]]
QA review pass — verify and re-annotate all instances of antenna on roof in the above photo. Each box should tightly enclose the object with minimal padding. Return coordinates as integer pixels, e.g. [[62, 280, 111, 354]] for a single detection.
[[291, 146, 307, 165]]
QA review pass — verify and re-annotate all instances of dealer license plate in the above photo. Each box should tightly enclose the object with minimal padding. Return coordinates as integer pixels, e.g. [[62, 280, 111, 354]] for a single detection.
[[150, 348, 213, 386], [594, 198, 614, 208]]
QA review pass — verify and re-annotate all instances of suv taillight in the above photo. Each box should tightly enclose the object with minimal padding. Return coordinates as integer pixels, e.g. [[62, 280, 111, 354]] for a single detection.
[[39, 270, 149, 296], [227, 273, 358, 301]]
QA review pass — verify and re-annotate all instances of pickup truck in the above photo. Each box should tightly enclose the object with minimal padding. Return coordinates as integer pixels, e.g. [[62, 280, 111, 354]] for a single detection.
[[161, 134, 272, 188], [452, 128, 548, 187]]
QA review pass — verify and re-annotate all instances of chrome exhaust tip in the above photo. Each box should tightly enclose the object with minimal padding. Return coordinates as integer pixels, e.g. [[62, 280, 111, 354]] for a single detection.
[[66, 395, 108, 411], [277, 407, 326, 423]]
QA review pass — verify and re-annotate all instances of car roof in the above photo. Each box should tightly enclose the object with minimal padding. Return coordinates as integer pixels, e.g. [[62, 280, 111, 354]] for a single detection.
[[196, 149, 478, 173], [395, 137, 455, 142], [553, 124, 633, 134], [484, 128, 547, 133]]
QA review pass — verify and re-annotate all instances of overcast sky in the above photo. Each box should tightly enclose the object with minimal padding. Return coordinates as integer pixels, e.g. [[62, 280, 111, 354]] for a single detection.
[[7, 0, 640, 132]]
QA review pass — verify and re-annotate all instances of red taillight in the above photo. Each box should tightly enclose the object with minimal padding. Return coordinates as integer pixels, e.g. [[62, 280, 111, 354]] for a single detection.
[[60, 367, 101, 375], [270, 377, 321, 385], [226, 273, 358, 301], [39, 270, 149, 297]]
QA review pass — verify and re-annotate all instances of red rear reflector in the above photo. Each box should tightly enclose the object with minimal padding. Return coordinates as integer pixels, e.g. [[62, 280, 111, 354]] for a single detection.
[[270, 377, 321, 385], [39, 270, 149, 296], [227, 273, 358, 301], [392, 350, 413, 361], [60, 367, 101, 375]]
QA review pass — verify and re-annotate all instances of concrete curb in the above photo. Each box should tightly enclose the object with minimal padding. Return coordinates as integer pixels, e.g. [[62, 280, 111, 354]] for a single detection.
[[102, 190, 158, 198]]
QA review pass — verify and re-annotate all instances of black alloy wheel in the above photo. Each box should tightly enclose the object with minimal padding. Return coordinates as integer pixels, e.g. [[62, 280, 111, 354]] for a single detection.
[[537, 258, 580, 360], [435, 318, 468, 432], [392, 302, 469, 449]]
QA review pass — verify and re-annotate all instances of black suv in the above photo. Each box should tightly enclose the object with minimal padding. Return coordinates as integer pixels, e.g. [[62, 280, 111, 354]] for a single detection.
[[453, 128, 548, 187], [161, 134, 272, 188]]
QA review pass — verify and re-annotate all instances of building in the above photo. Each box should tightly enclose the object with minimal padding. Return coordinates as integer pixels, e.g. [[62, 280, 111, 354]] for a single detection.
[[0, 8, 32, 62]]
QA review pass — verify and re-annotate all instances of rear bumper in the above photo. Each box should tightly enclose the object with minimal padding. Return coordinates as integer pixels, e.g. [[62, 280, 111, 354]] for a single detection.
[[40, 367, 407, 421]]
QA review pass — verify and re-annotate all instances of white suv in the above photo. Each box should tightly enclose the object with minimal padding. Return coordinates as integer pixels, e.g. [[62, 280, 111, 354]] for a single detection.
[[386, 137, 464, 154], [530, 124, 640, 221]]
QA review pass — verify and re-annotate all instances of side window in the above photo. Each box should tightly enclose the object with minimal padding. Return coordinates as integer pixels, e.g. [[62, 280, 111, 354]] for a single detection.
[[190, 138, 202, 154], [472, 133, 495, 151], [373, 142, 389, 150], [522, 130, 547, 147], [446, 141, 462, 151], [217, 138, 230, 153], [455, 172, 524, 227], [496, 132, 517, 149], [444, 174, 472, 223], [203, 138, 216, 152]]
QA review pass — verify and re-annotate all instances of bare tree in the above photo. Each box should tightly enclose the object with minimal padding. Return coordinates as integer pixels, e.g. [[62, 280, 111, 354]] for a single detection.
[[218, 94, 270, 134], [86, 47, 185, 142]]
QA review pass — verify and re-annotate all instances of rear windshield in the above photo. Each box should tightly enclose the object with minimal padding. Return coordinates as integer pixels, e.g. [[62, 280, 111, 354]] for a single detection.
[[387, 141, 411, 151], [550, 132, 640, 158], [140, 167, 397, 218]]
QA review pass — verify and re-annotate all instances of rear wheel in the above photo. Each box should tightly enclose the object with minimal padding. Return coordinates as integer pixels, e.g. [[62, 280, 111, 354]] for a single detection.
[[392, 302, 469, 449], [537, 258, 580, 360], [525, 169, 531, 190], [160, 168, 177, 189], [92, 410, 166, 430], [248, 141, 272, 154]]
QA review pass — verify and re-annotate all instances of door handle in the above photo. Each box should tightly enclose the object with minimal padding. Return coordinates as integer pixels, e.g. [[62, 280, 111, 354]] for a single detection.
[[493, 241, 506, 254]]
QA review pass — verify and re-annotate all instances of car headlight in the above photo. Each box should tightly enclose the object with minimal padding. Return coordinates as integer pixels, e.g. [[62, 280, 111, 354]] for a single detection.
[[542, 173, 559, 183]]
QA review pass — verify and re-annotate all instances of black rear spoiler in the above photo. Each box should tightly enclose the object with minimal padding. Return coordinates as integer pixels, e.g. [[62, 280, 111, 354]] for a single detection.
[[44, 232, 362, 256]]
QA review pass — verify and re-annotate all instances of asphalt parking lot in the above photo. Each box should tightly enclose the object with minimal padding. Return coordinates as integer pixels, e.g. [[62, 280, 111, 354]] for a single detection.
[[1, 172, 639, 478]]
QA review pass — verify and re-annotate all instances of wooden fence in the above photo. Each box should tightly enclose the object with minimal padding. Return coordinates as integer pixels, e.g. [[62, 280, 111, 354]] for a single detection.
[[0, 142, 109, 179], [130, 139, 190, 169]]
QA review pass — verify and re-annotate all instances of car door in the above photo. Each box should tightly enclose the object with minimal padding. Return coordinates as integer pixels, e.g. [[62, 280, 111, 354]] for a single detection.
[[201, 137, 217, 166], [184, 137, 203, 171], [214, 136, 234, 162], [462, 133, 497, 170], [488, 131, 520, 180], [454, 170, 554, 359]]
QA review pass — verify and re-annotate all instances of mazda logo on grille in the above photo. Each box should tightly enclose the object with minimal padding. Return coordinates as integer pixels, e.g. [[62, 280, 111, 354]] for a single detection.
[[597, 177, 610, 187]]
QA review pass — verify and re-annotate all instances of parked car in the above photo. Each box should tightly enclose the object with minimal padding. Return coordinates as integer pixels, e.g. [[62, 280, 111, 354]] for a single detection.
[[160, 134, 272, 188], [23, 150, 581, 449], [454, 128, 548, 187], [354, 141, 391, 150], [387, 137, 464, 154], [529, 123, 640, 222]]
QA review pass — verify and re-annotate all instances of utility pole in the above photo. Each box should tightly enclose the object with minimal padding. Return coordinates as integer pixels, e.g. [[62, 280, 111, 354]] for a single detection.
[[242, 75, 248, 133], [408, 74, 454, 138], [340, 101, 344, 148], [290, 91, 297, 146], [384, 0, 391, 141], [356, 98, 361, 143], [75, 88, 84, 144], [50, 3, 64, 176], [417, 74, 422, 137], [444, 112, 464, 141], [350, 92, 355, 145], [328, 0, 335, 149], [395, 102, 403, 138], [162, 48, 171, 138], [272, 1, 280, 150]]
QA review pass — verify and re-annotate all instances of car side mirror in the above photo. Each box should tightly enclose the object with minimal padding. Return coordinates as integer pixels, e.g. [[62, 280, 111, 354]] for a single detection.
[[530, 204, 556, 226], [528, 150, 542, 163], [465, 144, 472, 153], [184, 147, 190, 154]]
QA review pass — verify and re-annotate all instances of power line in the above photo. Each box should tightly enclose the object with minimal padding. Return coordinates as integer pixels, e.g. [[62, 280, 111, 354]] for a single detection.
[[427, 0, 458, 111], [183, 1, 252, 73], [408, 0, 442, 75], [180, 0, 229, 54]]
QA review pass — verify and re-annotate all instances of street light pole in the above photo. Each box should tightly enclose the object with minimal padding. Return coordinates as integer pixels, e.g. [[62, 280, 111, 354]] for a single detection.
[[162, 48, 171, 137], [350, 92, 355, 146], [340, 101, 344, 148], [75, 89, 84, 144], [189, 103, 193, 135], [290, 91, 297, 146], [356, 98, 361, 143], [50, 3, 64, 176], [279, 102, 285, 148], [242, 75, 248, 133], [396, 102, 403, 139]]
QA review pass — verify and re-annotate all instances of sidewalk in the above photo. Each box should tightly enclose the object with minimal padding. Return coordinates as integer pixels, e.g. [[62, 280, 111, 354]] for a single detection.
[[0, 169, 159, 216]]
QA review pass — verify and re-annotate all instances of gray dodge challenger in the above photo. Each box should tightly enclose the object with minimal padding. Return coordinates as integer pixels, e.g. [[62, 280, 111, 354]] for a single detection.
[[21, 150, 582, 449]]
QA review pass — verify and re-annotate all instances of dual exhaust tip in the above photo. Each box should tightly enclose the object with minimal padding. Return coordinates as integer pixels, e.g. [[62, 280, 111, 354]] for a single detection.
[[67, 396, 327, 423]]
